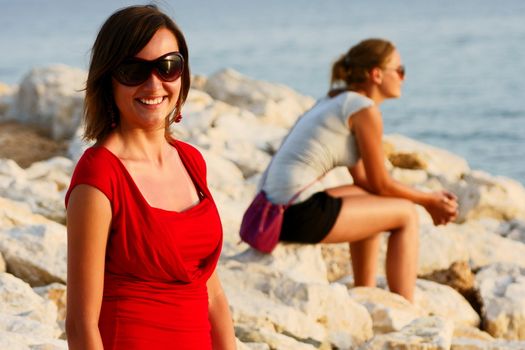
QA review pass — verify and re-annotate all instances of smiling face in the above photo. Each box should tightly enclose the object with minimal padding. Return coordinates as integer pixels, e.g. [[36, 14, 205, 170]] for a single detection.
[[112, 27, 181, 131]]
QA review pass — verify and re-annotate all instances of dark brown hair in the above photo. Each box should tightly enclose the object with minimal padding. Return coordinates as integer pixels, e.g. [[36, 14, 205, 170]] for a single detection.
[[83, 4, 190, 142], [329, 38, 395, 97]]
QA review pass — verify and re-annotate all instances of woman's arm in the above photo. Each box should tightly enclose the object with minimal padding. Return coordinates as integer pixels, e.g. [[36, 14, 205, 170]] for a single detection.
[[207, 270, 236, 350], [66, 185, 112, 350], [350, 106, 457, 225]]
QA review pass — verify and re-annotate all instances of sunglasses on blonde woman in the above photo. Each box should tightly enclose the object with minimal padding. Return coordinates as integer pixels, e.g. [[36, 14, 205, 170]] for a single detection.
[[113, 52, 184, 86], [384, 65, 405, 79]]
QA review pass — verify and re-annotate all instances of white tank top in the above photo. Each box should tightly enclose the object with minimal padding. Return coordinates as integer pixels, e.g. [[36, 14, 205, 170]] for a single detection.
[[261, 91, 374, 204]]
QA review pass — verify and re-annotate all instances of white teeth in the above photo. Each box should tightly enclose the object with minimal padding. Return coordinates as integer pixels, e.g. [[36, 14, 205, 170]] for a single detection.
[[139, 97, 163, 105]]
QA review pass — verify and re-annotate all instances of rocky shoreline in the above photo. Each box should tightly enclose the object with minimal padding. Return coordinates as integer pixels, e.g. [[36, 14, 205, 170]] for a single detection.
[[1, 66, 525, 349]]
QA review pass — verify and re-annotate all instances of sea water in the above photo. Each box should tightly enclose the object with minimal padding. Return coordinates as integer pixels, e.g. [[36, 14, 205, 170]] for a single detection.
[[1, 0, 524, 184]]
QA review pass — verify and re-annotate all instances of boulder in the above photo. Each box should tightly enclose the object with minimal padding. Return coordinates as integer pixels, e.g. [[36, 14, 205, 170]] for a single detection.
[[462, 220, 525, 270], [359, 316, 454, 350], [275, 281, 373, 348], [0, 273, 58, 328], [416, 220, 525, 277], [0, 315, 61, 345], [476, 263, 525, 340], [0, 157, 69, 223], [417, 224, 470, 275], [235, 325, 318, 350], [203, 68, 314, 128], [219, 262, 327, 345], [348, 287, 425, 334], [452, 325, 525, 349], [8, 65, 86, 140], [0, 224, 67, 286], [384, 134, 470, 181], [233, 244, 328, 284], [498, 219, 525, 244], [198, 147, 246, 200], [420, 261, 475, 299], [449, 326, 525, 349], [414, 279, 480, 328], [450, 170, 525, 223], [33, 283, 67, 324], [219, 258, 373, 349], [321, 243, 352, 282], [0, 196, 51, 230]]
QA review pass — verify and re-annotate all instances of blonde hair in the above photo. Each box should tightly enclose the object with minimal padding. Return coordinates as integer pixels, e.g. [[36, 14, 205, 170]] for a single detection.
[[329, 38, 395, 96]]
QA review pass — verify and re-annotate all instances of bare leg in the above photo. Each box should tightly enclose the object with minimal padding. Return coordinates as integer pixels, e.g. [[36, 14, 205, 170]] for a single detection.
[[322, 185, 419, 302], [350, 235, 381, 287]]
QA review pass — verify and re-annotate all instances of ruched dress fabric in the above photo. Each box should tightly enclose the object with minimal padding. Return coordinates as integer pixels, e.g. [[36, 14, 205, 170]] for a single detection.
[[65, 140, 223, 350]]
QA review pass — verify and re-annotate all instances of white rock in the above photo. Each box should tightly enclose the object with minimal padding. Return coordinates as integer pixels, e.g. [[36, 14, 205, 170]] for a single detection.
[[390, 167, 429, 187], [499, 219, 525, 244], [449, 325, 525, 350], [415, 220, 525, 277], [0, 157, 69, 223], [235, 325, 318, 350], [0, 176, 65, 223], [384, 134, 470, 181], [0, 196, 50, 230], [219, 261, 327, 344], [0, 273, 58, 327], [415, 279, 480, 327], [233, 244, 328, 284], [418, 224, 470, 275], [0, 158, 26, 179], [25, 157, 73, 187], [451, 170, 525, 223], [0, 252, 5, 273], [0, 314, 60, 343], [0, 224, 67, 286], [452, 338, 525, 350], [241, 344, 270, 350], [359, 316, 454, 350], [461, 220, 525, 270], [203, 68, 315, 128], [476, 263, 525, 340], [276, 282, 372, 348], [198, 147, 246, 199], [33, 283, 66, 323], [0, 330, 30, 350], [348, 286, 424, 334], [236, 339, 268, 350], [211, 110, 288, 153], [67, 125, 93, 163], [8, 65, 86, 140], [211, 190, 255, 256]]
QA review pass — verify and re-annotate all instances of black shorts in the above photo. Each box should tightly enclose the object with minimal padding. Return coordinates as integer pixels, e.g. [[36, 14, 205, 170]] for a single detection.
[[280, 192, 342, 243]]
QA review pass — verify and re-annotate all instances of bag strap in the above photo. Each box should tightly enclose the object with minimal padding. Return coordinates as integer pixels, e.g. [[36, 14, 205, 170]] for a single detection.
[[283, 173, 324, 207]]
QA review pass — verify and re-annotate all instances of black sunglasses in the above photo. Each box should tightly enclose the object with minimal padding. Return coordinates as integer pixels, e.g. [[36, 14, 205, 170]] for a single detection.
[[384, 65, 405, 79], [113, 51, 184, 86]]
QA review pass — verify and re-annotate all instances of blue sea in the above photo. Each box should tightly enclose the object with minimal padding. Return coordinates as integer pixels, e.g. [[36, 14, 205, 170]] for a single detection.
[[1, 0, 524, 185]]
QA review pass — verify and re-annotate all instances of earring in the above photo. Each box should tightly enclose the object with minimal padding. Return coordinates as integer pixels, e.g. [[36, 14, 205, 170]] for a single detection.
[[175, 113, 182, 123], [109, 104, 117, 128]]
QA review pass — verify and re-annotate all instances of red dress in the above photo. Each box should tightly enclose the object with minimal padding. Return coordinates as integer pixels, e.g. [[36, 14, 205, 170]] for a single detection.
[[65, 140, 223, 350]]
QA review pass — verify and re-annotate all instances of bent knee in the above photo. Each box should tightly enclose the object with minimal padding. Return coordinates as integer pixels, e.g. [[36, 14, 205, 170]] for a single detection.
[[397, 199, 419, 226]]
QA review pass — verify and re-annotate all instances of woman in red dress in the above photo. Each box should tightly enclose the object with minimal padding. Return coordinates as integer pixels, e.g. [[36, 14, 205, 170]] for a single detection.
[[65, 5, 236, 349]]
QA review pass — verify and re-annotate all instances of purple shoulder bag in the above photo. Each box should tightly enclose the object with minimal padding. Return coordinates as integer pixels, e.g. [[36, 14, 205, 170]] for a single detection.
[[239, 174, 320, 253]]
